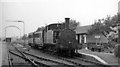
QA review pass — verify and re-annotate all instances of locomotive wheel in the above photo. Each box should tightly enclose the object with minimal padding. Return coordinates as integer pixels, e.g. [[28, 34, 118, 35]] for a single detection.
[[67, 49, 74, 57], [34, 44, 38, 48], [71, 49, 76, 57], [28, 43, 32, 47], [56, 48, 62, 56], [98, 49, 101, 52], [91, 48, 94, 51], [72, 49, 76, 55]]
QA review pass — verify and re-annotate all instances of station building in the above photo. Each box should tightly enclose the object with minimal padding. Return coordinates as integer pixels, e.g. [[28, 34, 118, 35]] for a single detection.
[[75, 25, 108, 47]]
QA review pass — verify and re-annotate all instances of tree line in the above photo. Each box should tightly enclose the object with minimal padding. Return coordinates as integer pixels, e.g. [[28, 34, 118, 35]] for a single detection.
[[88, 14, 120, 48]]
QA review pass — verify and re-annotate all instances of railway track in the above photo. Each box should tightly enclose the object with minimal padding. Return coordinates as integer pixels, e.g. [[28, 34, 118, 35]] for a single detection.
[[8, 43, 75, 67], [8, 51, 13, 67], [9, 43, 112, 67], [23, 51, 89, 67], [23, 51, 76, 66], [8, 44, 40, 67], [21, 47, 110, 67], [39, 49, 112, 67], [7, 43, 32, 67]]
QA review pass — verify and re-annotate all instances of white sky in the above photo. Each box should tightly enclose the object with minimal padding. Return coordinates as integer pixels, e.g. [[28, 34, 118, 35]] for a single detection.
[[1, 0, 120, 37]]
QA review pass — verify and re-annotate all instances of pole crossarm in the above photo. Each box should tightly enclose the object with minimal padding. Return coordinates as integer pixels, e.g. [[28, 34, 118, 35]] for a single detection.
[[5, 20, 25, 35], [4, 25, 21, 31]]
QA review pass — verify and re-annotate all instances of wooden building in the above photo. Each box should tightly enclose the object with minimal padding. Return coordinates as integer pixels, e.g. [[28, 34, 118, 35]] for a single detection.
[[75, 25, 108, 44]]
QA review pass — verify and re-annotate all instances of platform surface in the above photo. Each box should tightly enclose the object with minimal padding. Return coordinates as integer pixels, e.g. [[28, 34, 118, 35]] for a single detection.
[[2, 42, 9, 66], [0, 42, 2, 67], [78, 49, 118, 65]]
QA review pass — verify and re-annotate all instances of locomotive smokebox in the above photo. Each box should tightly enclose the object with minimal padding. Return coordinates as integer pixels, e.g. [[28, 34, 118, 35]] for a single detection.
[[65, 18, 70, 29]]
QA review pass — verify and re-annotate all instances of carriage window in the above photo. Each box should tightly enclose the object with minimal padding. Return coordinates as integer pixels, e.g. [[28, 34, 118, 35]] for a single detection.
[[34, 34, 40, 38], [28, 35, 32, 38]]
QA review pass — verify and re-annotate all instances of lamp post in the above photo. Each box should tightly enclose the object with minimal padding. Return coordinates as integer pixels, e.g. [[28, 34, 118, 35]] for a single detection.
[[117, 13, 120, 43], [16, 21, 25, 46], [117, 11, 120, 66], [17, 21, 25, 37]]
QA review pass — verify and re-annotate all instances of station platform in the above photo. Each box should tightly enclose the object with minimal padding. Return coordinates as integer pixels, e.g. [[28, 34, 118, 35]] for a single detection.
[[2, 42, 29, 67], [2, 42, 9, 66], [78, 49, 118, 65], [0, 42, 2, 67]]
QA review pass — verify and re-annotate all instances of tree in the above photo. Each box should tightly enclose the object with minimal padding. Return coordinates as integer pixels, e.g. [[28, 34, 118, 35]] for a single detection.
[[88, 14, 120, 44], [88, 15, 118, 35], [69, 20, 80, 30], [88, 19, 111, 36], [36, 26, 45, 32], [22, 34, 28, 40], [62, 19, 80, 30], [103, 14, 119, 43]]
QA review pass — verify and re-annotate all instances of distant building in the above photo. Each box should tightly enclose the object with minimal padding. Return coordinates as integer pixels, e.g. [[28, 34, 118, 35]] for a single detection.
[[75, 25, 108, 44], [5, 37, 12, 42]]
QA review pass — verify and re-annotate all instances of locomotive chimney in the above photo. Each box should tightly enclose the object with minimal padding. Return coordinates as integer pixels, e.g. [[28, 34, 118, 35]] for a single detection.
[[65, 18, 70, 29]]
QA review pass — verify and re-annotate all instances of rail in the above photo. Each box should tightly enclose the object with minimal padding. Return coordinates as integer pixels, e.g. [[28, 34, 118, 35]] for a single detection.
[[9, 43, 75, 67], [40, 49, 112, 67]]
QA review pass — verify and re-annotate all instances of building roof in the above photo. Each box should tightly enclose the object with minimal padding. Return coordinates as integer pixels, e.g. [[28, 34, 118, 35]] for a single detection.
[[75, 25, 92, 34]]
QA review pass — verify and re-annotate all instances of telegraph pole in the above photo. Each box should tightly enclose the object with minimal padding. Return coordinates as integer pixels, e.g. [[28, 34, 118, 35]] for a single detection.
[[117, 1, 120, 66], [118, 13, 120, 43]]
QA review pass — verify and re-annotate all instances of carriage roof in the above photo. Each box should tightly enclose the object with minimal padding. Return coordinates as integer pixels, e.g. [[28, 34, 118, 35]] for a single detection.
[[46, 23, 64, 30], [34, 31, 42, 34]]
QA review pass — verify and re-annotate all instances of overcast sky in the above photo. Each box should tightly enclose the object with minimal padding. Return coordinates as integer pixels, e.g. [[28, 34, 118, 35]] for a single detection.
[[1, 0, 120, 37]]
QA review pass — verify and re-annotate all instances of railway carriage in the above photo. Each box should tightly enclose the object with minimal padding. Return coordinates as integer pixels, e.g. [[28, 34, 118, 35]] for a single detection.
[[28, 32, 34, 47], [34, 31, 43, 48]]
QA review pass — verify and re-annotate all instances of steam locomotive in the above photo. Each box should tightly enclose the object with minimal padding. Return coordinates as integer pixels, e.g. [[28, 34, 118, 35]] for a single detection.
[[28, 18, 79, 56]]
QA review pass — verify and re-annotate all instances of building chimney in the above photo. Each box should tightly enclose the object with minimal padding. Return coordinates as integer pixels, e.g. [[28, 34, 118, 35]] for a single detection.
[[65, 18, 70, 29]]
